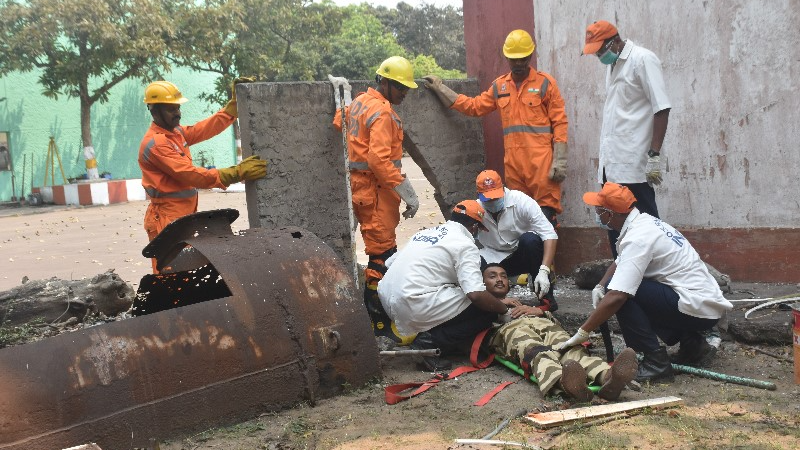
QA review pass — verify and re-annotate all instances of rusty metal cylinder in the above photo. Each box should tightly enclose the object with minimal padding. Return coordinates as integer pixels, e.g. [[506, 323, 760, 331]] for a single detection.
[[0, 222, 379, 450]]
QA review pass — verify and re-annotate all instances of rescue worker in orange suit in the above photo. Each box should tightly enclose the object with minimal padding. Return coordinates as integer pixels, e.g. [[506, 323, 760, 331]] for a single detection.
[[139, 80, 267, 272], [423, 29, 568, 227], [328, 56, 420, 344]]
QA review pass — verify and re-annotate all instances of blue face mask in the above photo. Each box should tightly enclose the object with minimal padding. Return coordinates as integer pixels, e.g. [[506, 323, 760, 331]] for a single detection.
[[594, 212, 613, 230], [598, 48, 619, 65], [483, 198, 505, 213]]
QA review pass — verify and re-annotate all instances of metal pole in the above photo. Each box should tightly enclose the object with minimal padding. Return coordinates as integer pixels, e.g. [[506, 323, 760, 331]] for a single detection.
[[671, 363, 777, 391], [379, 348, 441, 357], [337, 86, 360, 291]]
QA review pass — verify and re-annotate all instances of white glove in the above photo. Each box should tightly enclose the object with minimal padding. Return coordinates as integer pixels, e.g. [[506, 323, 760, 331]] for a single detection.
[[645, 155, 662, 185], [530, 264, 551, 299], [394, 177, 419, 219], [592, 284, 606, 309], [557, 328, 590, 352], [327, 74, 352, 109]]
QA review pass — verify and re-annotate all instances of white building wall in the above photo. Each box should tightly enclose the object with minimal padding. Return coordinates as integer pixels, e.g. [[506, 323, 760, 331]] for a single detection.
[[534, 0, 799, 228]]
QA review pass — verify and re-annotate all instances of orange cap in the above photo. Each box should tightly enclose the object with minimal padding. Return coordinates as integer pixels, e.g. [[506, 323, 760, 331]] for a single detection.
[[475, 170, 505, 201], [582, 183, 636, 213], [583, 21, 618, 55], [452, 200, 485, 224]]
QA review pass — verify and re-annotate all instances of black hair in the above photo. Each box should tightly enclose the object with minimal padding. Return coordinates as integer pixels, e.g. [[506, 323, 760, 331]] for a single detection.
[[483, 263, 505, 275], [449, 208, 481, 230]]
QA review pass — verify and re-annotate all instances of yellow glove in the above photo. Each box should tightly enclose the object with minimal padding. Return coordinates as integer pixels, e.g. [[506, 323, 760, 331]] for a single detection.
[[237, 155, 267, 181], [222, 76, 256, 118], [217, 155, 267, 186]]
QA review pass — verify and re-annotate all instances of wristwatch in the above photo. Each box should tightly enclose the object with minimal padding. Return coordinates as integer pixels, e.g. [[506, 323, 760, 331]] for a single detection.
[[647, 149, 660, 158]]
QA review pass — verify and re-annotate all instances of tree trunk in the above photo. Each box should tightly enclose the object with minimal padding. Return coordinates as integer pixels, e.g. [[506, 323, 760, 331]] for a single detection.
[[79, 79, 99, 179]]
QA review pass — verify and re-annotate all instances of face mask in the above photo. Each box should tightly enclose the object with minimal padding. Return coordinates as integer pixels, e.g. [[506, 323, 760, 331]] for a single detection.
[[483, 198, 505, 213], [598, 48, 619, 65], [594, 212, 613, 231]]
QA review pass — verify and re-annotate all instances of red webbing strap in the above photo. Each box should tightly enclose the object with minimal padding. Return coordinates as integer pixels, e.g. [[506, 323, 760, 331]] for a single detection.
[[384, 365, 480, 405], [384, 328, 496, 405], [474, 380, 517, 406]]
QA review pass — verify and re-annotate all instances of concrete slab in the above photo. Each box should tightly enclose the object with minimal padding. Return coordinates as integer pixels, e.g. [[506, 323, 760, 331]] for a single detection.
[[237, 80, 485, 270]]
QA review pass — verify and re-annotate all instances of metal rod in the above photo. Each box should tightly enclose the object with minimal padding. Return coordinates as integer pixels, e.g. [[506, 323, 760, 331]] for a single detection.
[[481, 408, 527, 440], [379, 348, 440, 357], [671, 363, 777, 390], [337, 86, 360, 291]]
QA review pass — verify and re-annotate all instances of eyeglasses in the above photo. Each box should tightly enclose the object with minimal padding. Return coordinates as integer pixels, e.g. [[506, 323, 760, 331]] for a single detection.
[[595, 207, 614, 216], [596, 38, 616, 58]]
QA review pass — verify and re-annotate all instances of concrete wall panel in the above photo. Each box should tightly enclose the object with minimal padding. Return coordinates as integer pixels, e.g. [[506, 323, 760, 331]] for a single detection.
[[238, 80, 485, 270]]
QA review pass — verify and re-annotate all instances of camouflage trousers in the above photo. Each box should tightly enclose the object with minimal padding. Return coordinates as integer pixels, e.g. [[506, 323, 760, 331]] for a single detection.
[[489, 314, 610, 395]]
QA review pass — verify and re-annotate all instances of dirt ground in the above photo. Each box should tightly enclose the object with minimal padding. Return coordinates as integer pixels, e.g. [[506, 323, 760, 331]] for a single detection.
[[1, 160, 799, 449]]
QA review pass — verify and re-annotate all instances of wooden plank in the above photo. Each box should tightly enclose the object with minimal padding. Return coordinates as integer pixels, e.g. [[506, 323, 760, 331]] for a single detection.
[[525, 396, 684, 428]]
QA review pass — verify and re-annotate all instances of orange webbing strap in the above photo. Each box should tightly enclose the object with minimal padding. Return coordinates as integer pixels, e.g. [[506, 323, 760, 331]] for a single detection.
[[384, 328, 495, 405]]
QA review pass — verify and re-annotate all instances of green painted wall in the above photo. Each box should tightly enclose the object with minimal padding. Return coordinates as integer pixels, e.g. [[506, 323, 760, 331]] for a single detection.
[[0, 69, 236, 202]]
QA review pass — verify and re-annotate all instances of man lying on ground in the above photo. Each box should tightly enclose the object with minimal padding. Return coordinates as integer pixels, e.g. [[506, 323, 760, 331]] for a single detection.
[[482, 264, 638, 402]]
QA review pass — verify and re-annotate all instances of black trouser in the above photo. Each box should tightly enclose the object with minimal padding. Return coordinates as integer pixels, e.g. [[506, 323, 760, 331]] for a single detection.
[[426, 304, 498, 355], [615, 279, 718, 353]]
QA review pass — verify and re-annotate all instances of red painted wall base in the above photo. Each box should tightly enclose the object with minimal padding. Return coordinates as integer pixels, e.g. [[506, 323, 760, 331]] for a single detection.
[[555, 227, 800, 283]]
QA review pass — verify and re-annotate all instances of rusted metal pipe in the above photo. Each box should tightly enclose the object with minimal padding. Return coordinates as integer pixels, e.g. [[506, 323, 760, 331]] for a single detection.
[[379, 348, 441, 357], [0, 210, 381, 450]]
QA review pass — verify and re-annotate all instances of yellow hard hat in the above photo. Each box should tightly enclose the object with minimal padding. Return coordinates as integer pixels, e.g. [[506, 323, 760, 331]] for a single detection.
[[376, 56, 418, 89], [502, 29, 535, 58], [143, 81, 189, 105]]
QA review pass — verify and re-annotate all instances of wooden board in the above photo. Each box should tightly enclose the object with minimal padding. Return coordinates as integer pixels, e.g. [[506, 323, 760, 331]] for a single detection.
[[525, 396, 684, 428]]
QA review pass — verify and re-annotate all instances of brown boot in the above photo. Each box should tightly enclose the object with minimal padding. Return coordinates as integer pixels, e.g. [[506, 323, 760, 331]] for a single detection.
[[597, 348, 638, 401], [560, 360, 593, 402]]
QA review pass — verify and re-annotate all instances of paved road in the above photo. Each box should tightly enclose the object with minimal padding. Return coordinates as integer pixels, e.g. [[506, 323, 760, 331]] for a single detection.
[[0, 156, 444, 292]]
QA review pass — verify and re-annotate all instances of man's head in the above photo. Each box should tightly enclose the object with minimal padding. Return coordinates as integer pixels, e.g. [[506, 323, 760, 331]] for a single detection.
[[503, 29, 534, 80], [475, 169, 505, 214], [583, 182, 636, 231], [483, 263, 510, 299], [375, 56, 417, 105], [450, 199, 487, 237], [144, 81, 188, 129], [582, 21, 623, 65]]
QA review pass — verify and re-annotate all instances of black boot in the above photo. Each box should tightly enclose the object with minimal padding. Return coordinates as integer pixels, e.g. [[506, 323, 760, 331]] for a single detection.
[[410, 332, 451, 372], [635, 346, 674, 383], [672, 332, 716, 367]]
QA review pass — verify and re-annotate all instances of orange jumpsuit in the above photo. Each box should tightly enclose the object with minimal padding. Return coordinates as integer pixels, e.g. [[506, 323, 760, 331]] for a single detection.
[[139, 110, 235, 244], [452, 69, 568, 213], [333, 87, 405, 260]]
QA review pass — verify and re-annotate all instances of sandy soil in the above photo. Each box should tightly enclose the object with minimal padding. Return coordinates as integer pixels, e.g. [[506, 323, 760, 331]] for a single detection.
[[2, 159, 798, 449]]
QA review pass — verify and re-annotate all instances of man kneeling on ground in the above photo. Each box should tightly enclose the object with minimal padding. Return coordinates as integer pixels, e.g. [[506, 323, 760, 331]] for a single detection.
[[378, 200, 508, 371], [482, 264, 638, 402]]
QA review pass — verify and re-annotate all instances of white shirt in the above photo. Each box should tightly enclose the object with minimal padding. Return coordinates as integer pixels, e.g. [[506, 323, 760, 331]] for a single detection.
[[598, 40, 672, 184], [377, 221, 487, 335], [608, 209, 732, 319], [477, 188, 558, 263]]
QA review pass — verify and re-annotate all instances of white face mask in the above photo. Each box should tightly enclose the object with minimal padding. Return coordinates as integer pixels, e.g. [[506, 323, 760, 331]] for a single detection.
[[483, 197, 505, 213]]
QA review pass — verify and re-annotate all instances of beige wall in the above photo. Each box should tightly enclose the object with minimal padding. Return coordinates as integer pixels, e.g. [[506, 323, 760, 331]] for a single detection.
[[533, 0, 799, 228]]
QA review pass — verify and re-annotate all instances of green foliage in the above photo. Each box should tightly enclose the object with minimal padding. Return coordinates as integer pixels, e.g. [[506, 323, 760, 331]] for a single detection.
[[369, 1, 466, 71], [0, 0, 173, 149], [168, 0, 344, 108], [0, 0, 171, 102], [322, 5, 407, 81], [409, 54, 465, 79]]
